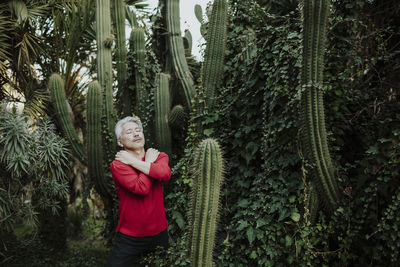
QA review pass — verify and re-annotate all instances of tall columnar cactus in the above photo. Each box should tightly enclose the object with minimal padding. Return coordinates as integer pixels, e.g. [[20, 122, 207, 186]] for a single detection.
[[154, 73, 172, 156], [189, 138, 224, 267], [131, 27, 147, 119], [87, 81, 111, 198], [96, 0, 116, 162], [202, 0, 228, 108], [166, 0, 195, 110], [48, 73, 86, 163], [113, 0, 129, 116], [300, 0, 341, 212]]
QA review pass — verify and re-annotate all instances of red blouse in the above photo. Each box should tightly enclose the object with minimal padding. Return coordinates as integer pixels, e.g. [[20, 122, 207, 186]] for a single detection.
[[110, 152, 171, 237]]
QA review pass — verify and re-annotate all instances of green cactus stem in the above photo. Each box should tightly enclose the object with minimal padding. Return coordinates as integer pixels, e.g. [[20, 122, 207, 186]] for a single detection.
[[48, 73, 86, 163], [189, 138, 224, 267], [114, 0, 129, 115], [168, 104, 186, 129], [184, 29, 192, 54], [96, 0, 116, 162], [202, 0, 228, 108], [300, 0, 341, 212], [194, 4, 203, 24], [87, 81, 111, 198], [306, 182, 319, 223], [166, 0, 195, 111], [131, 27, 147, 120], [154, 73, 172, 156]]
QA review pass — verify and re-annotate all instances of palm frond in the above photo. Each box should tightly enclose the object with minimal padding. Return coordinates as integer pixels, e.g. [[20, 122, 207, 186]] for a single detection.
[[0, 8, 12, 74], [22, 80, 49, 119]]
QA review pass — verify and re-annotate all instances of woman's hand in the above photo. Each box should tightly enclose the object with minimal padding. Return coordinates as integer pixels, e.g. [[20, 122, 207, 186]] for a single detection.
[[115, 150, 136, 165], [145, 148, 160, 163]]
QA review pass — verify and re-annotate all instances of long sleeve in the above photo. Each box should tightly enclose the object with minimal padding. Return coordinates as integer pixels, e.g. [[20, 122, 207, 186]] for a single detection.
[[110, 161, 153, 196], [148, 152, 172, 182]]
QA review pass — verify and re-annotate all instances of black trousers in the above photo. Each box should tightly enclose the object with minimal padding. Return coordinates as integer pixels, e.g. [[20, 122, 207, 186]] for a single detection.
[[105, 229, 169, 267]]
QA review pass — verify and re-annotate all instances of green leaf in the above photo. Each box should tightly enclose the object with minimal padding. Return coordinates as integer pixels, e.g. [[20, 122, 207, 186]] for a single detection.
[[250, 250, 257, 259], [172, 210, 185, 230], [366, 145, 379, 155], [290, 212, 300, 222], [246, 227, 255, 244], [237, 199, 249, 208], [285, 235, 293, 247], [203, 128, 214, 136]]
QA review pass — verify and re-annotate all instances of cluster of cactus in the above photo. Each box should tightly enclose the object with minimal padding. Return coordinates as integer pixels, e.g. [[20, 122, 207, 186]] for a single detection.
[[49, 0, 228, 259], [49, 0, 120, 234], [188, 138, 224, 267], [300, 0, 341, 214]]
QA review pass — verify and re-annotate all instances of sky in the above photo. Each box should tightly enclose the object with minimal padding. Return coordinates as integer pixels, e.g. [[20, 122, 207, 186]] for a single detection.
[[144, 0, 209, 60]]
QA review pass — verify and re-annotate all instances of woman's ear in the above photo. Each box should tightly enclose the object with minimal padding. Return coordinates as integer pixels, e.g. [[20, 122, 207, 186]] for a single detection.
[[117, 139, 123, 147]]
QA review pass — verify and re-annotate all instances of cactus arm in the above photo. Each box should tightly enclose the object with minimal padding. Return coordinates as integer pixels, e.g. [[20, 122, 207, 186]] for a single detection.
[[166, 0, 195, 110], [202, 0, 228, 108], [48, 73, 86, 163], [154, 73, 172, 156], [189, 138, 224, 267], [194, 4, 203, 24], [168, 104, 186, 129], [184, 29, 193, 53], [300, 0, 341, 211], [96, 0, 116, 161]]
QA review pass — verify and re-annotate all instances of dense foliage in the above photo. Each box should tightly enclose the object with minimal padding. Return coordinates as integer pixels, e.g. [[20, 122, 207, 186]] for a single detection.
[[145, 0, 400, 266], [0, 104, 70, 250]]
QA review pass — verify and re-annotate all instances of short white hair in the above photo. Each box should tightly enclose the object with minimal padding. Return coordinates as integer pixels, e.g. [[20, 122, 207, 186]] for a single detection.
[[115, 116, 143, 140]]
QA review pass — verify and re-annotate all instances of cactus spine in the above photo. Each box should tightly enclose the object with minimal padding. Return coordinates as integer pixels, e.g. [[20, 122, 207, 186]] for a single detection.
[[87, 81, 110, 198], [131, 27, 147, 119], [154, 73, 172, 156], [96, 0, 116, 161], [189, 138, 224, 267], [166, 0, 195, 110], [202, 0, 228, 108], [300, 0, 340, 212], [48, 73, 86, 163]]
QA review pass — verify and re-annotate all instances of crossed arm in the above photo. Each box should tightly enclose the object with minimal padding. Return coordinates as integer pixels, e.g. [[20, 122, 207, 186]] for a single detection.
[[115, 148, 160, 176], [110, 149, 171, 196]]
